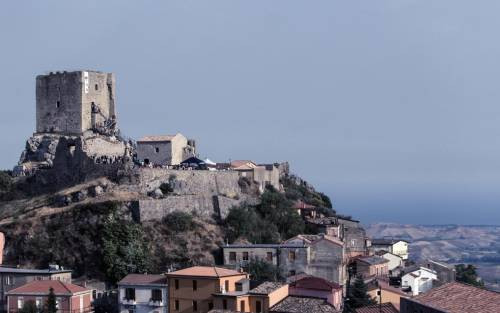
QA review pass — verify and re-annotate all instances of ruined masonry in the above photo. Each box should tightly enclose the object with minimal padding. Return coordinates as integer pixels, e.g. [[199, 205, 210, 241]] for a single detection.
[[14, 70, 262, 221]]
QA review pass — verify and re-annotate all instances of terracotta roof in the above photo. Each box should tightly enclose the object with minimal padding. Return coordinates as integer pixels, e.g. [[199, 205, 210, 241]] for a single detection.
[[411, 282, 500, 313], [292, 200, 316, 210], [305, 217, 339, 226], [137, 134, 177, 142], [320, 235, 344, 246], [270, 296, 339, 313], [166, 266, 245, 278], [7, 280, 90, 296], [355, 303, 399, 313], [290, 276, 342, 291], [285, 235, 322, 244], [249, 282, 286, 295], [230, 160, 256, 168], [118, 274, 168, 286]]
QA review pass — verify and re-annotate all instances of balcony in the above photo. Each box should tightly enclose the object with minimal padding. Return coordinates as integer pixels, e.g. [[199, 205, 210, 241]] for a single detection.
[[121, 298, 136, 305], [149, 299, 164, 306]]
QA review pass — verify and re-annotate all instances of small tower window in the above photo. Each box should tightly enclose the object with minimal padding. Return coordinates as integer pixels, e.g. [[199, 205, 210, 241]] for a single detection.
[[56, 101, 61, 108], [155, 147, 160, 153], [95, 84, 99, 90]]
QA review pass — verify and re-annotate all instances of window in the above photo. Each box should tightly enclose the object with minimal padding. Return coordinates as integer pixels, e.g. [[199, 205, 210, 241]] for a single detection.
[[175, 279, 179, 289], [256, 300, 262, 313], [225, 280, 229, 292], [155, 147, 160, 153], [6, 276, 14, 285], [128, 310, 134, 313], [289, 270, 296, 276], [36, 298, 42, 308], [243, 252, 249, 261], [240, 300, 245, 311], [289, 251, 296, 261], [208, 302, 214, 310], [266, 252, 273, 261], [56, 101, 61, 108], [223, 299, 227, 310], [175, 300, 180, 311], [55, 298, 61, 309], [125, 288, 135, 300], [17, 297, 23, 309], [95, 84, 99, 91], [192, 280, 197, 291], [229, 252, 237, 261], [151, 289, 162, 302], [193, 300, 198, 312]]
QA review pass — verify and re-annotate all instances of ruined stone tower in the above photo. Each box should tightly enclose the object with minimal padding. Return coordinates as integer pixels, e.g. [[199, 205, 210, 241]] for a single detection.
[[36, 70, 116, 135]]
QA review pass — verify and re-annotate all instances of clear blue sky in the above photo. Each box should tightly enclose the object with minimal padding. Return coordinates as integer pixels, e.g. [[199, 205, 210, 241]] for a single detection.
[[1, 1, 499, 225]]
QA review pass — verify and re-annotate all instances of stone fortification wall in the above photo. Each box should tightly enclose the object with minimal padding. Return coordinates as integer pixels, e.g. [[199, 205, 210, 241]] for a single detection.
[[129, 168, 259, 222], [131, 195, 243, 222], [135, 168, 243, 196]]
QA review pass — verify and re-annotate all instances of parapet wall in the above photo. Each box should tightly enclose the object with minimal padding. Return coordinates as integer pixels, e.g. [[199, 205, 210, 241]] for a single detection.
[[135, 168, 243, 196]]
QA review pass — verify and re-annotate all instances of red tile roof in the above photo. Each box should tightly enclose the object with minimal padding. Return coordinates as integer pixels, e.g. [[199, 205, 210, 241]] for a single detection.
[[411, 282, 500, 313], [166, 266, 246, 278], [292, 200, 316, 210], [290, 276, 342, 291], [118, 274, 168, 285], [7, 280, 90, 296], [355, 303, 399, 313]]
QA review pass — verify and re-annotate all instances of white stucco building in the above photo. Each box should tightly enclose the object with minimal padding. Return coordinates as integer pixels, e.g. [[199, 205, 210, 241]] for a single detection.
[[401, 267, 437, 296], [371, 239, 409, 260], [118, 274, 168, 313], [376, 251, 403, 272]]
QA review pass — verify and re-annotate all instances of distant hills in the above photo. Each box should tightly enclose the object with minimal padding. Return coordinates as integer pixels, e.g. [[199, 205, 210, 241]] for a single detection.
[[365, 223, 500, 291]]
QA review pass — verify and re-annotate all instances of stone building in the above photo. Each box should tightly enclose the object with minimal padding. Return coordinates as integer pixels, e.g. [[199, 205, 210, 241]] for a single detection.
[[222, 243, 309, 278], [355, 256, 389, 279], [136, 134, 196, 166], [36, 70, 117, 135], [229, 161, 281, 193], [421, 259, 455, 286]]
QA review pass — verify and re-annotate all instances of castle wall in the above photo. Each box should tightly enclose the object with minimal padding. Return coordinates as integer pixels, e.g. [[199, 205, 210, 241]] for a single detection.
[[131, 195, 242, 221], [135, 168, 243, 196], [36, 71, 115, 135], [36, 72, 83, 134]]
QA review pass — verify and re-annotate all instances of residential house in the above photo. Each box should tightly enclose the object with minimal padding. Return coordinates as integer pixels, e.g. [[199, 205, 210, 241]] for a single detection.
[[293, 201, 320, 219], [118, 274, 168, 313], [337, 218, 370, 258], [0, 266, 72, 312], [304, 217, 342, 238], [400, 282, 500, 313], [222, 243, 309, 279], [230, 161, 280, 192], [421, 260, 455, 286], [401, 267, 437, 296], [209, 280, 339, 313], [367, 279, 410, 310], [136, 134, 196, 166], [374, 251, 403, 273], [166, 266, 248, 313], [355, 256, 389, 279], [370, 239, 409, 260], [355, 303, 399, 313], [270, 296, 339, 313], [285, 235, 346, 285], [288, 275, 343, 311], [6, 280, 92, 313]]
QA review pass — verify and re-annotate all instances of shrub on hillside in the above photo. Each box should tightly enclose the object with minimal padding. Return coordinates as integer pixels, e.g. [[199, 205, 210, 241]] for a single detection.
[[162, 212, 197, 233]]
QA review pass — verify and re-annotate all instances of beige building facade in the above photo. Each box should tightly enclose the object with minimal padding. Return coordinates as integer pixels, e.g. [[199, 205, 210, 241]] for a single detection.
[[136, 134, 196, 165]]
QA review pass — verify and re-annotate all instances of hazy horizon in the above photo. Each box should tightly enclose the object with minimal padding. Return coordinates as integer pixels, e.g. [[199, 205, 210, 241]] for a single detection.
[[1, 1, 499, 225]]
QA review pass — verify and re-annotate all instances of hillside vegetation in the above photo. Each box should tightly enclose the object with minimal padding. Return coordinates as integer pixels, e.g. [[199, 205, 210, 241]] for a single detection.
[[0, 172, 334, 285]]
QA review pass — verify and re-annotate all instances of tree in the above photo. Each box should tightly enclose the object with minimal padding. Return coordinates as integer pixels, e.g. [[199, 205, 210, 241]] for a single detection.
[[19, 300, 37, 313], [224, 206, 280, 244], [102, 213, 150, 284], [45, 287, 57, 313], [247, 258, 282, 282], [455, 264, 484, 287], [345, 275, 376, 311]]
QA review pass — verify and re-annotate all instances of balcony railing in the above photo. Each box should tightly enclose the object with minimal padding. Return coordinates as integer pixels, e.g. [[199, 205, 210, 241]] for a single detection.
[[149, 299, 164, 306], [121, 298, 137, 305]]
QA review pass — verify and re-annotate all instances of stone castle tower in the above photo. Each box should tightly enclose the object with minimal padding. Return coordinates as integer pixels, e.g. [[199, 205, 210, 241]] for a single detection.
[[36, 70, 116, 135]]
